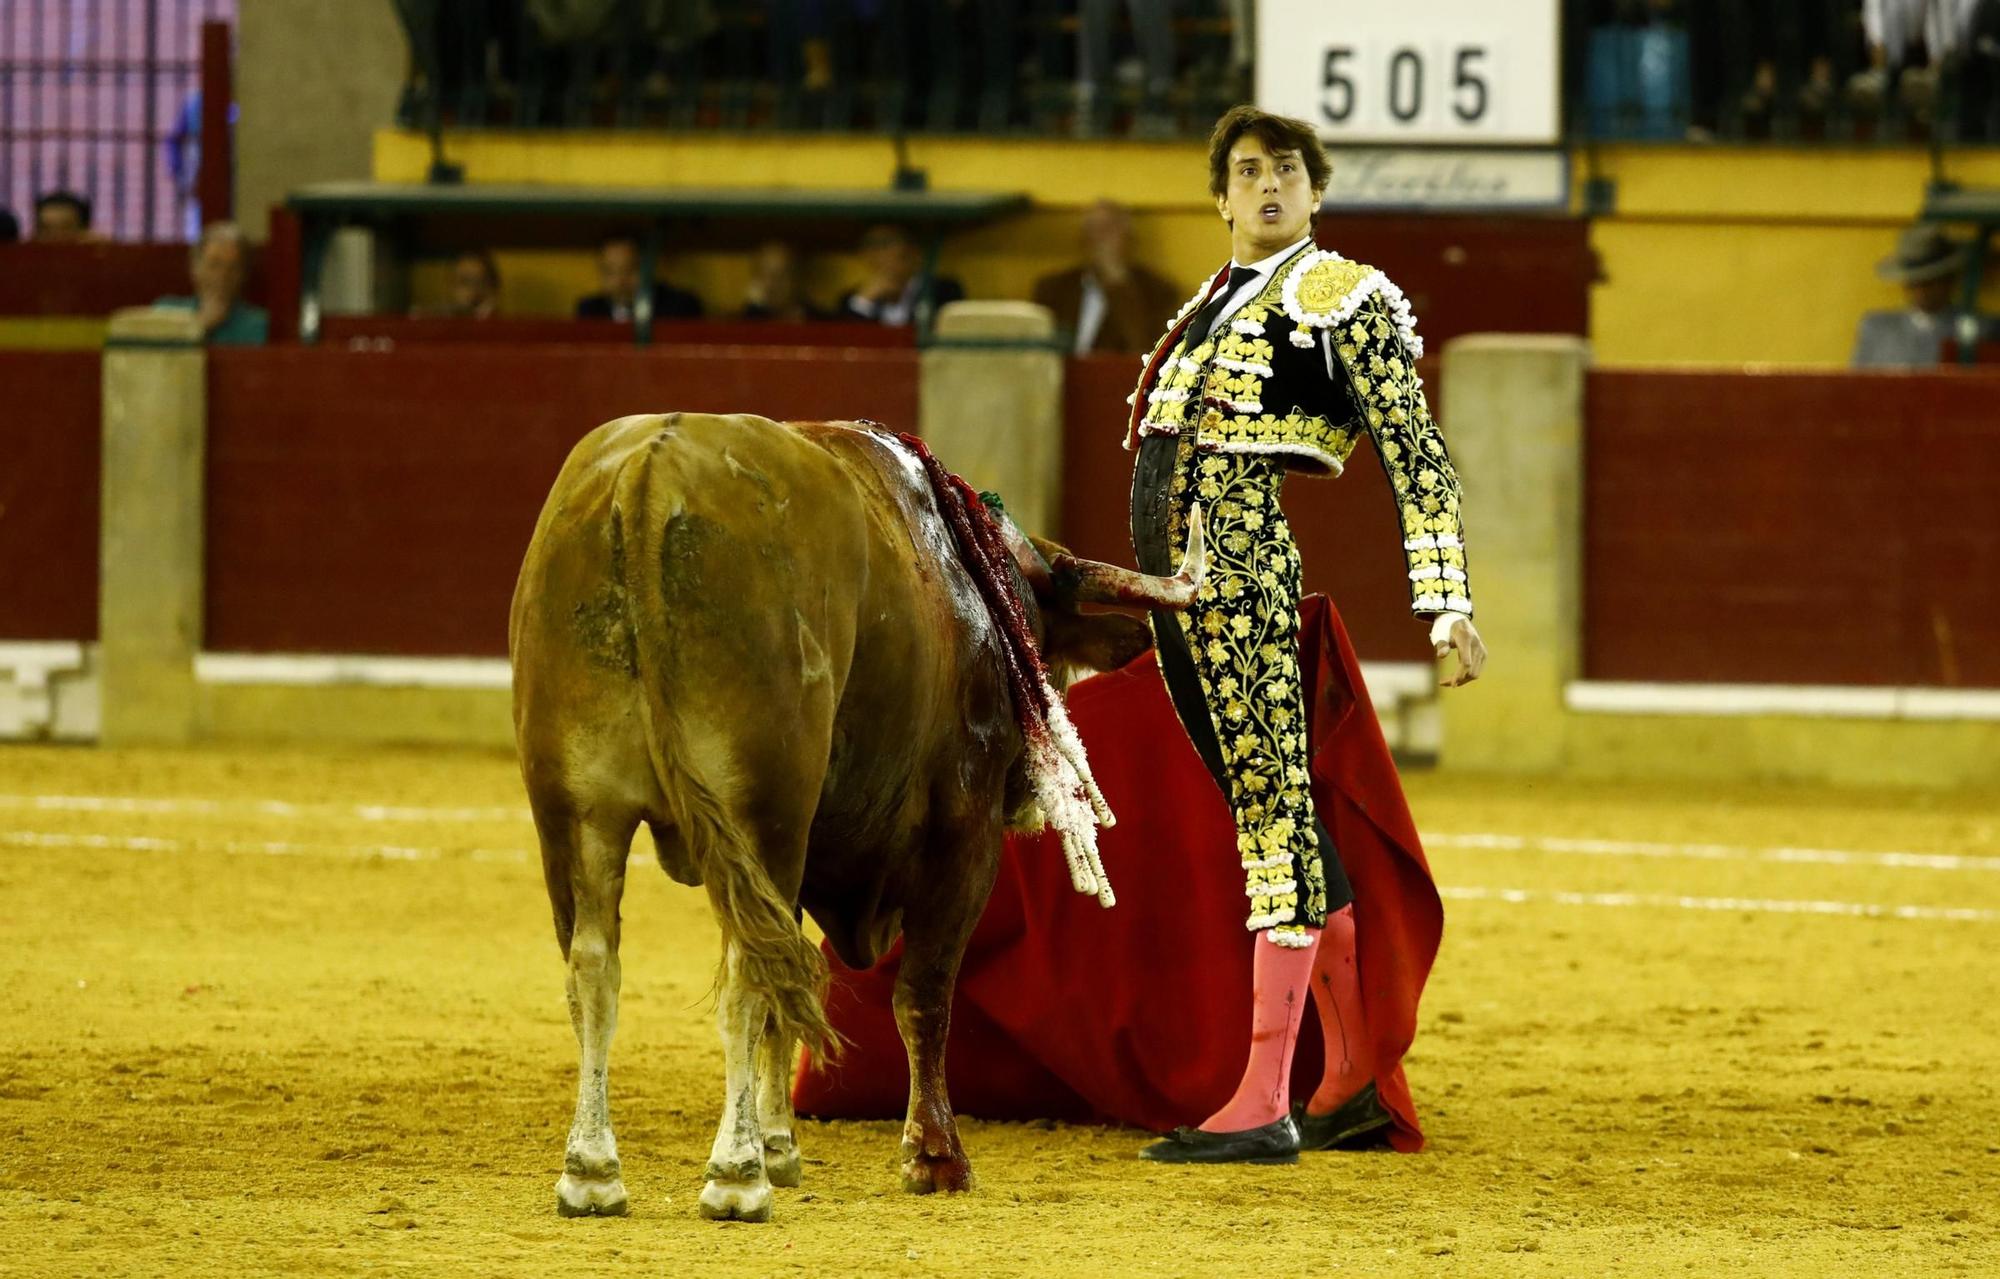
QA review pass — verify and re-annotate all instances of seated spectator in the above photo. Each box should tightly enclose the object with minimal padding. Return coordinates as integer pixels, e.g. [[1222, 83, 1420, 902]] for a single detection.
[[155, 221, 269, 346], [1851, 224, 1975, 368], [576, 234, 703, 322], [0, 207, 19, 243], [446, 249, 502, 318], [1032, 199, 1180, 355], [33, 190, 94, 242], [741, 241, 826, 321], [839, 223, 964, 326]]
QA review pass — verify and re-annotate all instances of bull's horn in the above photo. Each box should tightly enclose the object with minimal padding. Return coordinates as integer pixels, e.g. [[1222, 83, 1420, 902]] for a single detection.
[[1054, 504, 1208, 611], [995, 512, 1053, 595]]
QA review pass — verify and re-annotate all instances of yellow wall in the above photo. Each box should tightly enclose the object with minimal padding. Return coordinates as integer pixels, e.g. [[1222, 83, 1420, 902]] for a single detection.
[[0, 317, 108, 350], [376, 129, 2000, 366]]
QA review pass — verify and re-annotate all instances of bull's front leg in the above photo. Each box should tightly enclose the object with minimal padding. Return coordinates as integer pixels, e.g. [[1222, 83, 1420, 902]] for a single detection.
[[700, 944, 774, 1222], [892, 833, 996, 1195], [755, 1016, 803, 1189]]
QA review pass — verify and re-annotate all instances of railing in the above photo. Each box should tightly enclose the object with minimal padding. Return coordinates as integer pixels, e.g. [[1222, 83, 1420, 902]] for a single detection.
[[1567, 0, 1999, 146], [0, 0, 236, 243], [394, 0, 1998, 146]]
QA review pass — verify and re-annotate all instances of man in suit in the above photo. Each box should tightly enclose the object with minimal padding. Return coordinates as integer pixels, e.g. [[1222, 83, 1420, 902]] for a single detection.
[[576, 234, 704, 323], [1125, 106, 1486, 1165], [1033, 199, 1181, 355], [1851, 223, 1982, 368], [839, 223, 964, 327]]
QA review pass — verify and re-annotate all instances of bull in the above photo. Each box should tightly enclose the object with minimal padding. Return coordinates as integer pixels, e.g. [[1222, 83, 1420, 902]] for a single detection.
[[508, 412, 1205, 1222]]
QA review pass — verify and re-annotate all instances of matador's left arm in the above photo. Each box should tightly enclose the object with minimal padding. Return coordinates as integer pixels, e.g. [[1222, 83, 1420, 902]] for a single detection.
[[1324, 291, 1474, 623]]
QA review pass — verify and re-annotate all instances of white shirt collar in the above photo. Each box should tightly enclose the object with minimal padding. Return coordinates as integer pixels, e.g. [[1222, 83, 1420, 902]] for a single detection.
[[1232, 235, 1313, 276]]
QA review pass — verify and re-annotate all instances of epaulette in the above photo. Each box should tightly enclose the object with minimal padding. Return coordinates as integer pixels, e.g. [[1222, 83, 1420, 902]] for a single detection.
[[1277, 249, 1424, 359]]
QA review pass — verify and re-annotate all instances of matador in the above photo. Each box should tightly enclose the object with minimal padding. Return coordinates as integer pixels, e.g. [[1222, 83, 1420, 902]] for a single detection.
[[1131, 106, 1488, 1165]]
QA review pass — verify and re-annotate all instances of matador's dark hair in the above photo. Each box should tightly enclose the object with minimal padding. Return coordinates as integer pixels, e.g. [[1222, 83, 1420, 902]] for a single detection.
[[1205, 106, 1331, 200]]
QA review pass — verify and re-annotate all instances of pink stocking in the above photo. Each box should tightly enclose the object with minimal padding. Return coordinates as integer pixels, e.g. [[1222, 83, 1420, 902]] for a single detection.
[[1305, 903, 1372, 1115], [1198, 929, 1321, 1133]]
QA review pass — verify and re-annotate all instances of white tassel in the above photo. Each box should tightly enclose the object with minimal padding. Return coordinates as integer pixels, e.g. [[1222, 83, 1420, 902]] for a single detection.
[[1025, 676, 1118, 908]]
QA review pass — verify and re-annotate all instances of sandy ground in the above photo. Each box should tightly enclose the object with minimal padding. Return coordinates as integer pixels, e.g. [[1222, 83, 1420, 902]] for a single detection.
[[1, 744, 1996, 1277]]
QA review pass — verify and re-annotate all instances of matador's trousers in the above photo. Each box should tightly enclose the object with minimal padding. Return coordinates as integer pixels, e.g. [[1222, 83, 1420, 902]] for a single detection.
[[1131, 432, 1353, 945]]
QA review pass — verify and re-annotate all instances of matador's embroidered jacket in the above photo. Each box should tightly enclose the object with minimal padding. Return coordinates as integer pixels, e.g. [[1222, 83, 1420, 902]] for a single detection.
[[1124, 243, 1474, 619]]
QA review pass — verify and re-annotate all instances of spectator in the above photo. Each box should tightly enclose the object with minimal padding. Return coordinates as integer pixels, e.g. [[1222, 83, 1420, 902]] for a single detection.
[[839, 223, 964, 326], [0, 207, 19, 244], [741, 241, 826, 321], [446, 249, 502, 319], [33, 190, 93, 242], [1077, 0, 1176, 137], [577, 234, 704, 322], [1032, 199, 1180, 354], [1851, 223, 1975, 367], [155, 221, 269, 346]]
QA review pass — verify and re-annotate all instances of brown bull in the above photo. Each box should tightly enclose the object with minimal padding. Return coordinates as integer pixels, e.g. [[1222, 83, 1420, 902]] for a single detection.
[[509, 412, 1202, 1222]]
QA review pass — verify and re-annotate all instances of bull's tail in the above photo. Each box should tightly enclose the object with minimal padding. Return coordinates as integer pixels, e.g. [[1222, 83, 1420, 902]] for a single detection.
[[611, 427, 837, 1056]]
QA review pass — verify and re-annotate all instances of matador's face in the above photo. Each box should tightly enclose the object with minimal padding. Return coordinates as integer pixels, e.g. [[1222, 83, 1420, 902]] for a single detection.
[[1215, 134, 1319, 258]]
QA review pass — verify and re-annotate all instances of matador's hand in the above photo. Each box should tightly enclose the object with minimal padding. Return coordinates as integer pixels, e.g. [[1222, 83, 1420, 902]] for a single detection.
[[1432, 616, 1487, 689]]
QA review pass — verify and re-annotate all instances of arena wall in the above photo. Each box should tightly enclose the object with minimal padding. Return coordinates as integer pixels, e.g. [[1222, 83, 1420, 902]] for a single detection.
[[5, 328, 1995, 783], [372, 130, 2000, 368]]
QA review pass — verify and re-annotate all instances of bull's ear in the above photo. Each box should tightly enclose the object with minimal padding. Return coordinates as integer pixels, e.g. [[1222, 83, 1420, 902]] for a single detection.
[[1042, 609, 1153, 684]]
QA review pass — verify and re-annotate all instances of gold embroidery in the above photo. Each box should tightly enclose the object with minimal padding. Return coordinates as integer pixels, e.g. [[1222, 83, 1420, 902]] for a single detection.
[[1293, 257, 1373, 313], [1165, 437, 1329, 940]]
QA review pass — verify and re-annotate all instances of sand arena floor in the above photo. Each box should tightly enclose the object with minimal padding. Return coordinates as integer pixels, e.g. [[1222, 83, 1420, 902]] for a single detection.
[[1, 744, 1996, 1277]]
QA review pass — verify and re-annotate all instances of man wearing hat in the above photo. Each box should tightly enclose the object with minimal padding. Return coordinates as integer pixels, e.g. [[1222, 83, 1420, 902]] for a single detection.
[[1852, 224, 1980, 367]]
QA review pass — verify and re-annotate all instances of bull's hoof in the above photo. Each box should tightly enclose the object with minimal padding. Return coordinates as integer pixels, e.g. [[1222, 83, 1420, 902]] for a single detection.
[[900, 1153, 974, 1195], [555, 1172, 630, 1217], [698, 1178, 773, 1222], [764, 1138, 803, 1189]]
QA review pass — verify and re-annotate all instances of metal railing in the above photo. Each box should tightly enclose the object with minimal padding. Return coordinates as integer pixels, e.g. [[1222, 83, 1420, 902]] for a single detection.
[[390, 0, 1248, 136], [1568, 0, 1999, 146], [0, 0, 236, 242], [394, 0, 1999, 147]]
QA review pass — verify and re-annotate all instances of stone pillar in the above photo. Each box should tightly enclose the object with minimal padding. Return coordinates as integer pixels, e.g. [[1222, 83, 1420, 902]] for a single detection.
[[1436, 334, 1590, 772], [236, 0, 406, 237], [919, 302, 1066, 538], [98, 309, 207, 746]]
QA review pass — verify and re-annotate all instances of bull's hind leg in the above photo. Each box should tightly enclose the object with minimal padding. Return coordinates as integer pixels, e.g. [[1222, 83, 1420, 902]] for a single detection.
[[699, 944, 774, 1221], [756, 1014, 802, 1188], [546, 813, 637, 1218], [894, 821, 1001, 1195]]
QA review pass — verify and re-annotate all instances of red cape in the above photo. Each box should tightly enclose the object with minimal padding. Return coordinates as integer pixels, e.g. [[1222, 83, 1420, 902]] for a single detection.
[[794, 593, 1444, 1151]]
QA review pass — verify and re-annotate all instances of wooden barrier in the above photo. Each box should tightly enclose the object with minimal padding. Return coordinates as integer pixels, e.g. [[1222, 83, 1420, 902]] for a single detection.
[[203, 343, 922, 656], [0, 242, 271, 317], [316, 315, 917, 349], [0, 351, 100, 641], [1585, 368, 2000, 688]]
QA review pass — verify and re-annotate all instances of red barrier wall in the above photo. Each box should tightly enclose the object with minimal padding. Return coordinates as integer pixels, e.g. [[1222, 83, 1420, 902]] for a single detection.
[[204, 344, 921, 656], [1585, 368, 2000, 688], [1318, 215, 1593, 349], [0, 243, 271, 316], [1060, 354, 1435, 664], [0, 351, 99, 641]]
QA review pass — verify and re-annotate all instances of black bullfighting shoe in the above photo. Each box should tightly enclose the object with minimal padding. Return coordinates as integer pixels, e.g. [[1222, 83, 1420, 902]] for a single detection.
[[1292, 1081, 1393, 1151], [1138, 1115, 1301, 1165]]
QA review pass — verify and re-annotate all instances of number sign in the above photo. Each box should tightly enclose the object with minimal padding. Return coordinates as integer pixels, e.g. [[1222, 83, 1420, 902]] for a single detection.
[[1254, 0, 1560, 145]]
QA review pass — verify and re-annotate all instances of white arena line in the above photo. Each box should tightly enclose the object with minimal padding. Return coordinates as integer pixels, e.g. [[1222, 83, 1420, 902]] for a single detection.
[[1440, 885, 1998, 923], [4, 828, 1994, 923], [1424, 831, 2000, 873], [0, 794, 526, 824]]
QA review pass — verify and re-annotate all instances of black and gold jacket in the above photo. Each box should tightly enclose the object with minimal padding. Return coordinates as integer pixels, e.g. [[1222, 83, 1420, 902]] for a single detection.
[[1123, 243, 1473, 619]]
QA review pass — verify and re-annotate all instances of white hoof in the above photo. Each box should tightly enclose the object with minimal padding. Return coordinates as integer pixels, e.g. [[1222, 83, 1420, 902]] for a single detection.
[[764, 1136, 802, 1188], [698, 1178, 772, 1223], [556, 1171, 630, 1217]]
